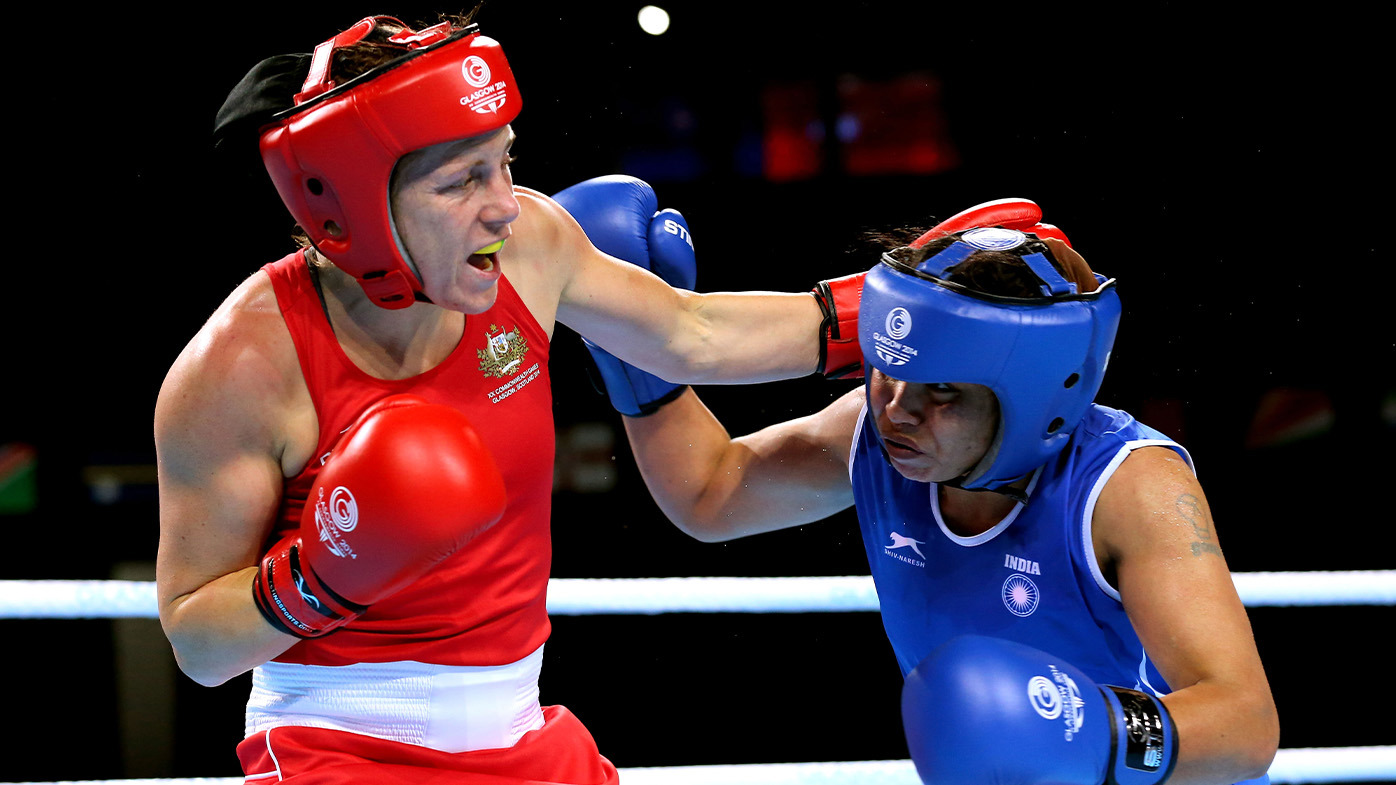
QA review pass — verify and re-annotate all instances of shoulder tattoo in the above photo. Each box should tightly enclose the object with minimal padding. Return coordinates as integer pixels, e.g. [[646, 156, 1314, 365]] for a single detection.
[[1177, 493, 1221, 557]]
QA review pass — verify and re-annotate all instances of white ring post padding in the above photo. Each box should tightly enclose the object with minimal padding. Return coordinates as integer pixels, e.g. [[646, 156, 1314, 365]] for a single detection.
[[3, 746, 1395, 784], [1, 571, 1393, 619]]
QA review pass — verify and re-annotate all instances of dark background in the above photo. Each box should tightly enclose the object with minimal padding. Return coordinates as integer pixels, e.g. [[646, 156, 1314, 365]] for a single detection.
[[3, 2, 1391, 782]]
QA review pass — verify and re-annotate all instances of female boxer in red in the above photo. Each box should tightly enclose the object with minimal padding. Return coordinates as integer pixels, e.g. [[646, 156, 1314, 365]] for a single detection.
[[154, 14, 850, 784]]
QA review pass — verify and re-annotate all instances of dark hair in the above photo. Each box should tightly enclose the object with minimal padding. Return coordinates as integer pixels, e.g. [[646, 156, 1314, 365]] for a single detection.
[[324, 12, 479, 85], [872, 227, 1098, 297]]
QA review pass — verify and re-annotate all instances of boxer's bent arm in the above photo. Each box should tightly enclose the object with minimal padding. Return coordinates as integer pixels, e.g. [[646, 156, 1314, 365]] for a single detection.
[[1096, 447, 1280, 785], [544, 195, 824, 384], [155, 286, 303, 686], [623, 387, 860, 542]]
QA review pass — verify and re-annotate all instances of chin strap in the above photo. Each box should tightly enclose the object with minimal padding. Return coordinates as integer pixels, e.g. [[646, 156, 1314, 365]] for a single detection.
[[937, 474, 1031, 505]]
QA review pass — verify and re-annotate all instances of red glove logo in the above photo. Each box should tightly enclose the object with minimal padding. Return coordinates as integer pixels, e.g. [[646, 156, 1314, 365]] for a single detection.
[[314, 486, 360, 559]]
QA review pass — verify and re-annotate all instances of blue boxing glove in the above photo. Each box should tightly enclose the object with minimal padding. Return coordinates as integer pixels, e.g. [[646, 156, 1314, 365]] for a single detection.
[[902, 635, 1178, 785], [552, 175, 698, 416]]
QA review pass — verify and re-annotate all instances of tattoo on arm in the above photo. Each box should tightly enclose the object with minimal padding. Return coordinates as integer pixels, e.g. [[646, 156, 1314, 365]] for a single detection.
[[1177, 493, 1222, 557]]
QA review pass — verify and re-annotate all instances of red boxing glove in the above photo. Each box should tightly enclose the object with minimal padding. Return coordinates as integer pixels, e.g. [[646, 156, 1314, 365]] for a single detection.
[[813, 271, 866, 379], [909, 198, 1072, 248], [254, 395, 507, 638], [1026, 221, 1072, 246]]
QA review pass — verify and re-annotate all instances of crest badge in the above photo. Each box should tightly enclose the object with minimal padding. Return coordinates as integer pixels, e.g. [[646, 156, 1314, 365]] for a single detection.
[[478, 323, 529, 378]]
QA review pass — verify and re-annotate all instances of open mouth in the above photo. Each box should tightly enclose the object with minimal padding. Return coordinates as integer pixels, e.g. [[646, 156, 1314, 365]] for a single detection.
[[467, 239, 506, 272], [467, 251, 498, 272]]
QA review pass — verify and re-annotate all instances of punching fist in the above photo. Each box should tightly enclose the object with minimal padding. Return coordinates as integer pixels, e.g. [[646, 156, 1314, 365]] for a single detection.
[[812, 272, 865, 379], [553, 175, 697, 416], [902, 635, 1177, 785], [254, 395, 507, 638], [908, 197, 1072, 248]]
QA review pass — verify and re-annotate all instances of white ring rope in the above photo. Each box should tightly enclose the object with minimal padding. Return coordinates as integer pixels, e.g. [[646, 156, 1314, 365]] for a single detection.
[[1, 571, 1392, 619], [5, 746, 1395, 784], [4, 577, 1392, 784]]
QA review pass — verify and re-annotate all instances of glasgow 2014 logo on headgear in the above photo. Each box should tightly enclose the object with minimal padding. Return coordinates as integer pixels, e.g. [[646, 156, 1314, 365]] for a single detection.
[[461, 55, 491, 88], [459, 55, 508, 115], [886, 307, 912, 340]]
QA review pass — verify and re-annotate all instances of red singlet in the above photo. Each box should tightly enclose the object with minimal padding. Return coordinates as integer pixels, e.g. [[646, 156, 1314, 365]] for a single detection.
[[263, 251, 555, 667]]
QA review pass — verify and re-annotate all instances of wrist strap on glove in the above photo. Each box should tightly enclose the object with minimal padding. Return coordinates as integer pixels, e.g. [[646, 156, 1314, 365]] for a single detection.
[[1101, 686, 1180, 785], [813, 272, 865, 379], [253, 538, 368, 638]]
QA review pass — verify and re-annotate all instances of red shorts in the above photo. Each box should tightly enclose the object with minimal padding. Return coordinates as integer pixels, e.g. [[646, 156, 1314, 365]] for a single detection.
[[236, 705, 619, 784]]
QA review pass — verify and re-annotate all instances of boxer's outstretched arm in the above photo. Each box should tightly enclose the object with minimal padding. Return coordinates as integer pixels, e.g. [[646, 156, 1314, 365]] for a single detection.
[[622, 387, 861, 542], [1097, 447, 1280, 784], [537, 181, 826, 385]]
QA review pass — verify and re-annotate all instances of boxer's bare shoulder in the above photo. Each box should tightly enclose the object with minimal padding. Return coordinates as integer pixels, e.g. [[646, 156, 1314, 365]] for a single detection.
[[497, 186, 592, 333], [512, 187, 597, 268], [155, 269, 317, 480]]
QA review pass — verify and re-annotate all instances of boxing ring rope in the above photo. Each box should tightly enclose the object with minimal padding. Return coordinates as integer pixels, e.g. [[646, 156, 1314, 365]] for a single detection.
[[2, 570, 1394, 618], [6, 747, 1395, 785], [4, 573, 1393, 785]]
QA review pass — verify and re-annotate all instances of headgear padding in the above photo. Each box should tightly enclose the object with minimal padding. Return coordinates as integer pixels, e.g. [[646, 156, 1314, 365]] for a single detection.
[[258, 17, 521, 308], [858, 227, 1121, 490]]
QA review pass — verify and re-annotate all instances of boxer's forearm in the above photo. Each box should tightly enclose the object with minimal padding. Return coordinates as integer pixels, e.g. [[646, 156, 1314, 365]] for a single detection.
[[623, 388, 856, 542], [162, 567, 298, 687], [622, 389, 744, 541], [668, 291, 823, 383], [1160, 680, 1280, 785]]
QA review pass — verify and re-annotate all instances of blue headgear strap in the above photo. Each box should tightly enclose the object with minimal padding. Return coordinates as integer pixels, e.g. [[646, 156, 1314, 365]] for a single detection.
[[918, 227, 1076, 296]]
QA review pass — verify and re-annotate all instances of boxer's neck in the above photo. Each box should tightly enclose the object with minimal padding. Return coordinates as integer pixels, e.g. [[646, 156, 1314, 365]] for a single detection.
[[937, 476, 1031, 537], [313, 253, 465, 380]]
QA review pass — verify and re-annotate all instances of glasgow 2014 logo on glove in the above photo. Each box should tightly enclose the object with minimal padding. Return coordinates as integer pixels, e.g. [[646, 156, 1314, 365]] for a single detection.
[[1028, 665, 1087, 741], [315, 486, 359, 559]]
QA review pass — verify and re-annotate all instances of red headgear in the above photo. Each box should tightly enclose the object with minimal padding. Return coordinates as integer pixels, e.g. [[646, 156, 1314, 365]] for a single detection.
[[259, 17, 521, 308]]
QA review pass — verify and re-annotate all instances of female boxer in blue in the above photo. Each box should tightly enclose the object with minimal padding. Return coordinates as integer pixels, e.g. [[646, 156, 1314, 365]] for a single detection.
[[561, 195, 1280, 785]]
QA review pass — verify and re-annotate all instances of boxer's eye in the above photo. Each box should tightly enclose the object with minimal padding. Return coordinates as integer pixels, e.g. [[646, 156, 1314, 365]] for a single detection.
[[925, 383, 959, 403], [443, 170, 481, 191]]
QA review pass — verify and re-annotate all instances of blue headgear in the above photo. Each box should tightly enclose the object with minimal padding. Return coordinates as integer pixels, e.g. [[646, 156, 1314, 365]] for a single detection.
[[858, 227, 1121, 491]]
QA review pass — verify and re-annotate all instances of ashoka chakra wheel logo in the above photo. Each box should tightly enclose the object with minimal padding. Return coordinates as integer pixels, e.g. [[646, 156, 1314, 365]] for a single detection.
[[1002, 573, 1039, 617]]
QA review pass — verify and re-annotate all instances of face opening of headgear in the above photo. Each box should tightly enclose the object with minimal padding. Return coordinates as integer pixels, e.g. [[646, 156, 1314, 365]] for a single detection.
[[250, 16, 521, 309], [857, 226, 1122, 496]]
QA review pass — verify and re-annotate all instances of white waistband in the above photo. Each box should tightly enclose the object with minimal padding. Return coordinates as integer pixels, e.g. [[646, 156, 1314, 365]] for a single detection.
[[245, 645, 545, 754]]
